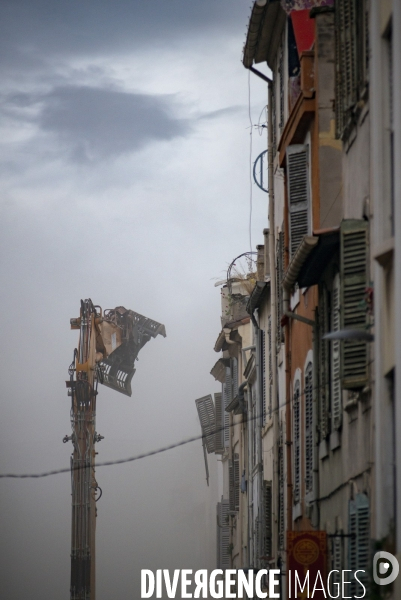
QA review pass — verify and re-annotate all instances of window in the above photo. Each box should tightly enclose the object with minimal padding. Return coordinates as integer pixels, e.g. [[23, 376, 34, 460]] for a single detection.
[[305, 362, 313, 494], [214, 392, 224, 453], [278, 420, 285, 550], [268, 315, 273, 420], [348, 494, 370, 595], [335, 0, 369, 139], [318, 283, 330, 438], [340, 220, 369, 389], [331, 273, 342, 429], [261, 330, 267, 425], [195, 394, 216, 453], [229, 453, 240, 512], [293, 377, 301, 504], [276, 231, 285, 345], [217, 499, 230, 569], [286, 144, 310, 259], [263, 481, 273, 559]]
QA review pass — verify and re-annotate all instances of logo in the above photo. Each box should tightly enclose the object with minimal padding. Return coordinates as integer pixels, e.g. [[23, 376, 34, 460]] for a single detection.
[[373, 551, 399, 586]]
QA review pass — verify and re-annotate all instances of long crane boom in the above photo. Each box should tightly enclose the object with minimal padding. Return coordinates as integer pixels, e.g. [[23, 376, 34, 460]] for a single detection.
[[65, 299, 166, 600]]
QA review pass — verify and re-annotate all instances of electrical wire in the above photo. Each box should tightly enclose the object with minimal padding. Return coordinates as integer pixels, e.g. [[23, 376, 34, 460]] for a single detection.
[[0, 368, 372, 480]]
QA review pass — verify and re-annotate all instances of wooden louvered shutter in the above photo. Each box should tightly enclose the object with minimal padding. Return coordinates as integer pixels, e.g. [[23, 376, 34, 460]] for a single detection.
[[349, 494, 370, 595], [234, 453, 240, 511], [355, 494, 370, 594], [334, 1, 344, 138], [293, 379, 301, 504], [195, 395, 216, 453], [263, 481, 272, 558], [331, 273, 342, 430], [232, 357, 239, 399], [340, 220, 368, 388], [223, 367, 231, 447], [261, 330, 266, 425], [287, 145, 310, 258], [218, 499, 230, 570], [318, 284, 330, 438], [216, 502, 221, 567], [348, 498, 357, 580], [229, 460, 235, 512], [336, 0, 357, 137], [276, 231, 284, 346], [278, 421, 285, 550], [305, 362, 313, 494], [330, 535, 343, 595], [214, 392, 224, 453], [268, 315, 273, 420]]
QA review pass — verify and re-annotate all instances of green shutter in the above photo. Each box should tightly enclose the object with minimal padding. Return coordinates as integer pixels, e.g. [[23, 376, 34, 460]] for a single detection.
[[340, 220, 368, 389], [229, 459, 235, 512], [331, 273, 342, 429], [293, 379, 301, 504], [286, 145, 310, 258], [234, 453, 240, 511], [305, 362, 314, 494]]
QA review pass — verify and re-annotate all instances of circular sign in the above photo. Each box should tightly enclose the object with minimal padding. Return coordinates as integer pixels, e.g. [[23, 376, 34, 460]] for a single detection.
[[293, 538, 320, 566]]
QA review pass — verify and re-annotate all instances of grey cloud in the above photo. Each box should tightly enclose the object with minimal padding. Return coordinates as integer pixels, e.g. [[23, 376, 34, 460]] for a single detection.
[[38, 86, 190, 161], [0, 1, 248, 69]]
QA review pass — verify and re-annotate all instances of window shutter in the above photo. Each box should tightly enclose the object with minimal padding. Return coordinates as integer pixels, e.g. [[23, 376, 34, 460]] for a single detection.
[[234, 453, 240, 511], [340, 220, 368, 388], [263, 481, 273, 558], [305, 362, 313, 495], [355, 494, 370, 594], [330, 535, 343, 595], [278, 421, 285, 550], [195, 394, 216, 453], [218, 499, 230, 570], [268, 315, 273, 420], [336, 0, 357, 138], [293, 379, 301, 504], [349, 494, 370, 595], [348, 498, 357, 580], [232, 357, 239, 399], [331, 273, 342, 430], [334, 2, 344, 138], [318, 284, 330, 438], [276, 231, 285, 347], [261, 330, 266, 425], [229, 460, 235, 512], [223, 367, 232, 447], [286, 145, 310, 258], [272, 71, 277, 155], [214, 392, 224, 453]]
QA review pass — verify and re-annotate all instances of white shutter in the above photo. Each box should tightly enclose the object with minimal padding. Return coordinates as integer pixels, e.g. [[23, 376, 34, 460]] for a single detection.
[[195, 395, 216, 454], [331, 273, 342, 430], [305, 362, 313, 494], [330, 535, 343, 595], [349, 494, 370, 596], [286, 145, 310, 258], [261, 330, 266, 425], [293, 379, 301, 504], [340, 220, 368, 388], [268, 315, 273, 420], [214, 392, 224, 453]]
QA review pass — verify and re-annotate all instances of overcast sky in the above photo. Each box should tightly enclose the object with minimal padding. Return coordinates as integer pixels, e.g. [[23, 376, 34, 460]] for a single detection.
[[0, 2, 269, 598]]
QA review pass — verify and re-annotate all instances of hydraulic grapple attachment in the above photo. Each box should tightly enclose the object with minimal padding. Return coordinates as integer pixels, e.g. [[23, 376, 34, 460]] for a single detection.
[[97, 307, 166, 397]]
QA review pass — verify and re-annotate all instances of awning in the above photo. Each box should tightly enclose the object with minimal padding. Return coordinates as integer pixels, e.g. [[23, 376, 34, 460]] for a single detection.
[[246, 280, 270, 315], [243, 1, 287, 70], [282, 230, 339, 290]]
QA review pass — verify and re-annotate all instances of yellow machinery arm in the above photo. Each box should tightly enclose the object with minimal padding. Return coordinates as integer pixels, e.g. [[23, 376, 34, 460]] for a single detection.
[[66, 299, 166, 600]]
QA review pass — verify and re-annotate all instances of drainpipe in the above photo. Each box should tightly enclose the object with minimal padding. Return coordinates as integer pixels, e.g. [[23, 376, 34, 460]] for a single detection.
[[267, 78, 281, 580]]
